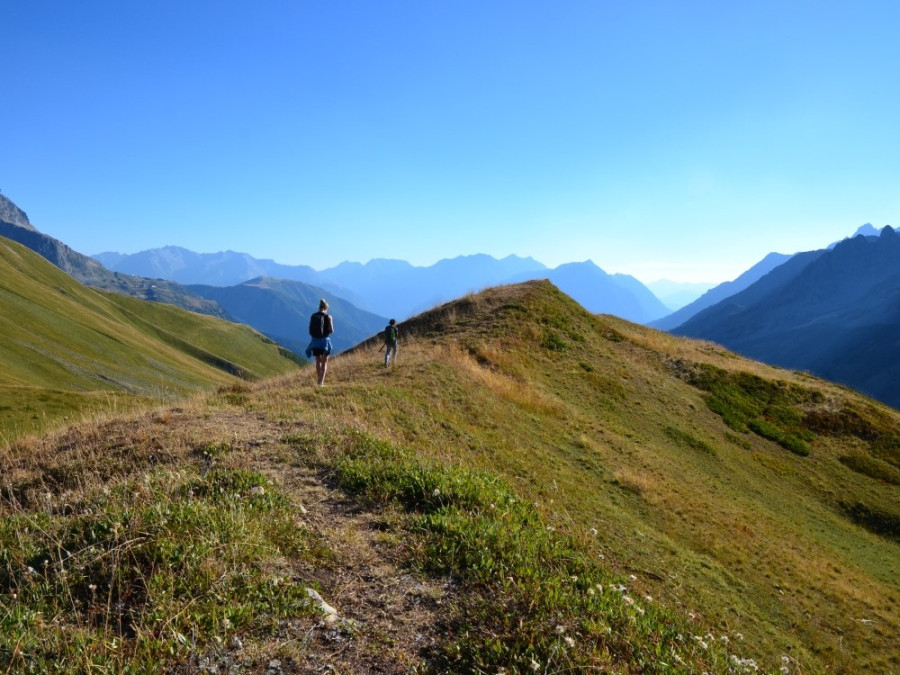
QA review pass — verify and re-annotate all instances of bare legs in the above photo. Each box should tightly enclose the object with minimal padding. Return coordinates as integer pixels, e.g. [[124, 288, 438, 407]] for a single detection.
[[315, 354, 328, 386]]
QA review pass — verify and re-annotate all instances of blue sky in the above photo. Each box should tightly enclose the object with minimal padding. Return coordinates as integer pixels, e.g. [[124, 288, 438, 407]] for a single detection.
[[4, 1, 899, 283]]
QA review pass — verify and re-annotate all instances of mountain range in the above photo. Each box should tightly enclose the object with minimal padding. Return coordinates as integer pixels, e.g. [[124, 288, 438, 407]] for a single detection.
[[95, 245, 673, 324], [651, 252, 793, 331], [6, 191, 899, 407], [0, 194, 386, 355], [674, 226, 900, 407]]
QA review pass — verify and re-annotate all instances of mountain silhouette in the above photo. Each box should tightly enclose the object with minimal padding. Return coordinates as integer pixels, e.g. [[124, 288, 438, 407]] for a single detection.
[[674, 228, 900, 407], [319, 254, 548, 318], [94, 245, 323, 287], [652, 252, 793, 330], [95, 245, 672, 324]]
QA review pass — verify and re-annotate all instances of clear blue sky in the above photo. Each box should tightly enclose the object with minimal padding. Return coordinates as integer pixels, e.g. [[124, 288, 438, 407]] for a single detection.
[[4, 1, 898, 283]]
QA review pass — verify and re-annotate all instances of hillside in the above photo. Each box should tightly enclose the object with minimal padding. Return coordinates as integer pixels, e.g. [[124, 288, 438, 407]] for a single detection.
[[1, 280, 898, 673], [674, 228, 900, 408], [0, 194, 227, 318], [0, 236, 300, 440]]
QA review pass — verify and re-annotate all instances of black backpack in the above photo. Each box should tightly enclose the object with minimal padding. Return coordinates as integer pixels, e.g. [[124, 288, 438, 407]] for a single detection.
[[309, 311, 329, 338]]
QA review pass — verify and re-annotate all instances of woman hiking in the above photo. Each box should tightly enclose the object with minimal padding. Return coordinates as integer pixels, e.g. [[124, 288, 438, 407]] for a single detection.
[[305, 299, 334, 386]]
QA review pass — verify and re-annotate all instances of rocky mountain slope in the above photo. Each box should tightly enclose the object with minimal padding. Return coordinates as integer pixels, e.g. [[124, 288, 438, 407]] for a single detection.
[[0, 194, 227, 317]]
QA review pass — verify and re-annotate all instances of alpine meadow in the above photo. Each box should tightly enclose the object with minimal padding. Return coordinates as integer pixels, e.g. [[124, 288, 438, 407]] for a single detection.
[[1, 270, 898, 673]]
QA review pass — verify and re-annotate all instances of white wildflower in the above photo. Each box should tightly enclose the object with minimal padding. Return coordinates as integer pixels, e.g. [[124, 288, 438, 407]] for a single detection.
[[595, 583, 604, 593], [629, 574, 637, 581], [587, 587, 596, 596], [589, 527, 598, 536], [623, 595, 635, 605], [644, 595, 653, 603], [555, 624, 566, 634], [250, 485, 265, 496], [563, 636, 576, 648], [432, 488, 440, 497], [529, 658, 540, 672]]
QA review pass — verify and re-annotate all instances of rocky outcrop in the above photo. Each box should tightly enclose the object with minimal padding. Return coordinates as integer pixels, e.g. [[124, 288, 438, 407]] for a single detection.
[[0, 193, 36, 231]]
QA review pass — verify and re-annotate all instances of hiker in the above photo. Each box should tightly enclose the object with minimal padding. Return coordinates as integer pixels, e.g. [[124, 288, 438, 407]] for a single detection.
[[305, 299, 334, 386], [383, 318, 399, 366]]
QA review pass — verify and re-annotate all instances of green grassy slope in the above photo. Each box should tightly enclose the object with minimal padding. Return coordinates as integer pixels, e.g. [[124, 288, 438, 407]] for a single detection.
[[0, 236, 300, 439], [322, 281, 897, 672], [1, 279, 897, 672]]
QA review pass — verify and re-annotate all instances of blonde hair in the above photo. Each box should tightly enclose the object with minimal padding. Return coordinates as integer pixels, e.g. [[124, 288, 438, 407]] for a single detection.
[[319, 299, 329, 312]]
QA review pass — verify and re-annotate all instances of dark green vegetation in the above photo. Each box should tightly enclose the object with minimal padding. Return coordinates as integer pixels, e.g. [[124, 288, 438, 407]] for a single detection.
[[0, 237, 299, 440], [2, 280, 899, 672]]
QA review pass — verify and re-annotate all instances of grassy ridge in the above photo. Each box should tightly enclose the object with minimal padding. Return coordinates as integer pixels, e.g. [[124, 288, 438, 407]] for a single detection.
[[1, 279, 898, 672], [0, 236, 299, 440], [332, 281, 899, 672]]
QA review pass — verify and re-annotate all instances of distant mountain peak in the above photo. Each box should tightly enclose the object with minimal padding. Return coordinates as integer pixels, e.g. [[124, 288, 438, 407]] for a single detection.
[[0, 193, 37, 231]]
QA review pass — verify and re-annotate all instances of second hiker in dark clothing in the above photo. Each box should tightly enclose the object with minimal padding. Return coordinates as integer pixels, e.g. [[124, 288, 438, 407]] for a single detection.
[[305, 299, 334, 386], [383, 318, 399, 366]]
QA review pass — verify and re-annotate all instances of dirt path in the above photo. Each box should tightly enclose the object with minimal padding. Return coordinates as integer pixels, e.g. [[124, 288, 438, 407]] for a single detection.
[[155, 407, 451, 674]]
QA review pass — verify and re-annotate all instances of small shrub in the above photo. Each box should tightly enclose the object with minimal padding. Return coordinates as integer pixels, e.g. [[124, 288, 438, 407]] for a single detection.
[[541, 330, 567, 352], [725, 431, 752, 450], [780, 434, 810, 457], [839, 501, 900, 542], [664, 426, 717, 456], [748, 419, 782, 443], [839, 453, 900, 485]]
